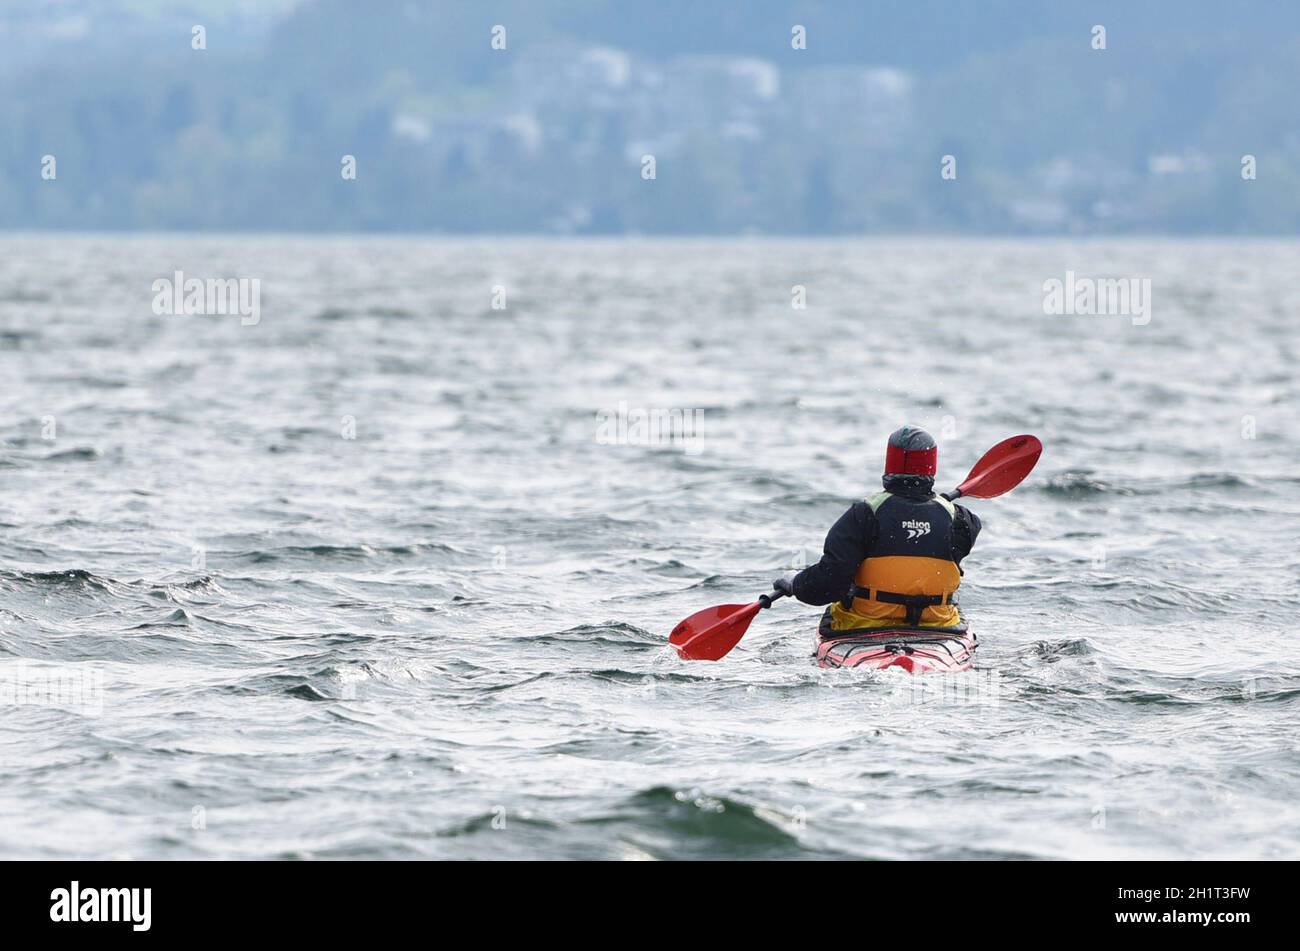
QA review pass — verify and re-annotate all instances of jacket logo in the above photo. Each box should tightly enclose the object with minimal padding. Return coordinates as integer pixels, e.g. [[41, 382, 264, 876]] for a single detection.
[[902, 519, 931, 540]]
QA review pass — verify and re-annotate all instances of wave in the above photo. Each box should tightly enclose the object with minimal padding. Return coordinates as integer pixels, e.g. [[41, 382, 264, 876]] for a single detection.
[[43, 447, 102, 462], [0, 568, 115, 591], [1040, 470, 1254, 498], [575, 786, 815, 859], [241, 542, 461, 564], [508, 621, 657, 652], [1038, 471, 1124, 497]]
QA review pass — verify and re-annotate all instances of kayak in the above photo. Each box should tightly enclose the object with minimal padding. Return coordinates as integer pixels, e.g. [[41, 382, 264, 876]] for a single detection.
[[815, 610, 976, 673]]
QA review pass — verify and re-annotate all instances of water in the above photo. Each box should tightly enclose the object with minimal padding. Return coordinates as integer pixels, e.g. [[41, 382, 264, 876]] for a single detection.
[[1, 236, 1297, 859]]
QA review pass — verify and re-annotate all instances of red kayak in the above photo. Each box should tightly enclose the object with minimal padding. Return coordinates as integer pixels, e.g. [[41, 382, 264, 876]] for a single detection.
[[815, 612, 977, 673]]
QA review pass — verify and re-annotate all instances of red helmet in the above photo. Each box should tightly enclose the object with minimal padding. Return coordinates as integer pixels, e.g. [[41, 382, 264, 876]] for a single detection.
[[884, 426, 937, 477]]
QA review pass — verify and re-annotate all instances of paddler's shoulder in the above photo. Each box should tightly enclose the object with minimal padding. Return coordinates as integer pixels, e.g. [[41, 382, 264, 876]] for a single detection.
[[843, 494, 887, 529], [861, 490, 892, 512]]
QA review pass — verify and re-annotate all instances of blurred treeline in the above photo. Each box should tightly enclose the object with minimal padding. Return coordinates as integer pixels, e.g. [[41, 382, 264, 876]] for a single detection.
[[3, 0, 1299, 233]]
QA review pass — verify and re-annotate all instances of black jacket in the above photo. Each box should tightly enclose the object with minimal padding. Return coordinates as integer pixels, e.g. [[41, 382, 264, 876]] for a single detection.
[[792, 495, 982, 606]]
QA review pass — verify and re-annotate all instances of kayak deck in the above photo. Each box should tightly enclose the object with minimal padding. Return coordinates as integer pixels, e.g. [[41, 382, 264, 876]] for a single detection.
[[815, 611, 976, 673]]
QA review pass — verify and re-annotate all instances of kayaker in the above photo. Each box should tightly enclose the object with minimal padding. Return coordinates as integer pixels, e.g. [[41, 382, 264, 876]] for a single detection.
[[773, 426, 981, 631]]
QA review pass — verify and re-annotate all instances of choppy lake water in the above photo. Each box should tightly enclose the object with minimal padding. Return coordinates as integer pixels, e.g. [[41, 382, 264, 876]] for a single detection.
[[1, 236, 1297, 859]]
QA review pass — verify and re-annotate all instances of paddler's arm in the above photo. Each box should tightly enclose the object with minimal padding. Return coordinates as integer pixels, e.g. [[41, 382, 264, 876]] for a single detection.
[[787, 502, 876, 605], [952, 504, 982, 563]]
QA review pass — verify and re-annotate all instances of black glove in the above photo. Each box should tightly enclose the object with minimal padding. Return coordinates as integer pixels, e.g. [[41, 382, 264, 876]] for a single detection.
[[772, 576, 795, 598]]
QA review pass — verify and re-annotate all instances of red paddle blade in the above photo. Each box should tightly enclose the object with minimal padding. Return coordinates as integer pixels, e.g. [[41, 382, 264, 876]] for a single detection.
[[956, 434, 1042, 499], [668, 601, 762, 661]]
